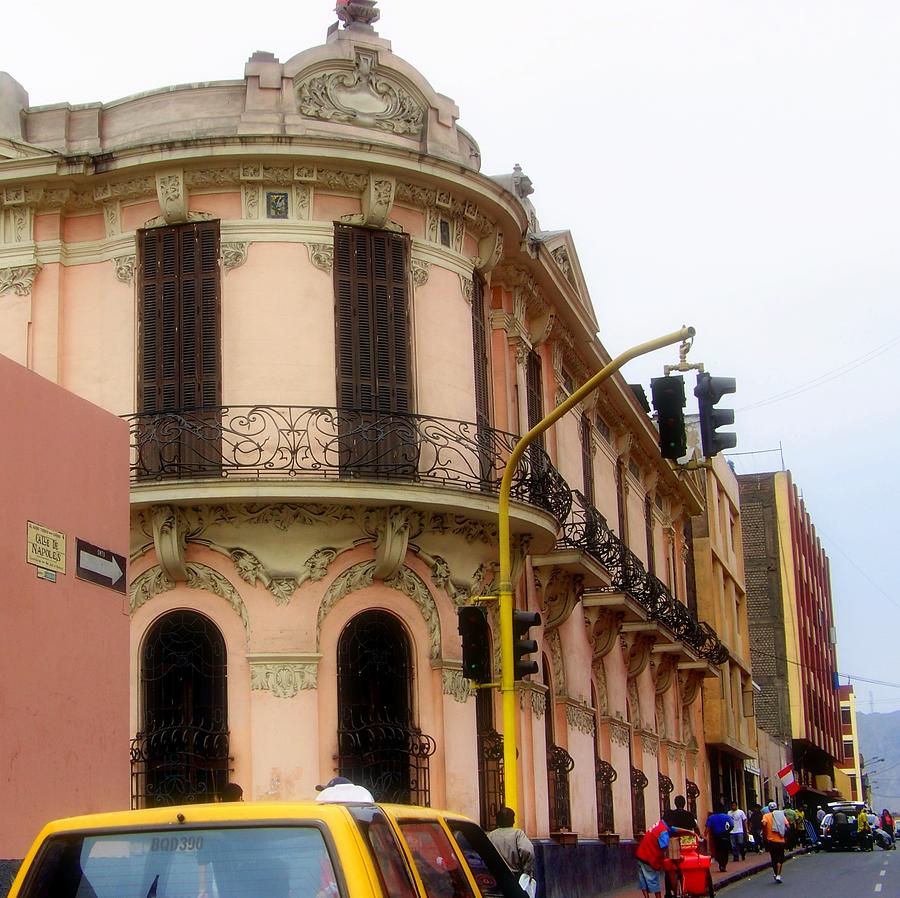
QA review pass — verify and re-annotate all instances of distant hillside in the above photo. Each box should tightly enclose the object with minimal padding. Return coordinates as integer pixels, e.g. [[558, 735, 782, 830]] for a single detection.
[[857, 710, 900, 814]]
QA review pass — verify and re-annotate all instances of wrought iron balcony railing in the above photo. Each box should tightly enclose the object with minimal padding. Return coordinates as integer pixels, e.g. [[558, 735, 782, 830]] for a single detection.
[[125, 405, 571, 523], [559, 491, 729, 665]]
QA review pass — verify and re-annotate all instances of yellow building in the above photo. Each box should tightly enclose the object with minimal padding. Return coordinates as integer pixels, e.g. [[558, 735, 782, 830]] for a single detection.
[[691, 450, 758, 810], [837, 685, 862, 801]]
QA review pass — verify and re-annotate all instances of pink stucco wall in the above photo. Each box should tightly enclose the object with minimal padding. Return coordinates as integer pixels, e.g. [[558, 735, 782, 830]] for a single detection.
[[0, 353, 130, 857]]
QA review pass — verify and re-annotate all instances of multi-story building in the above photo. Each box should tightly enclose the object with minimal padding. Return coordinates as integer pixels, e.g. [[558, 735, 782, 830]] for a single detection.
[[836, 684, 863, 801], [738, 471, 841, 812], [0, 1, 727, 886], [690, 449, 758, 811]]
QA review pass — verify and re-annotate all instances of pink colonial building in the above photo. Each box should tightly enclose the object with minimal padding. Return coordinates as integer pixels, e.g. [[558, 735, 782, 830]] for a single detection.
[[0, 355, 130, 878], [0, 1, 727, 885]]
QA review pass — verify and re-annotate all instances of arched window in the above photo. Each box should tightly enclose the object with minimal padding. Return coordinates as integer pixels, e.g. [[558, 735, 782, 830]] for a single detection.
[[337, 611, 434, 805], [132, 611, 229, 807]]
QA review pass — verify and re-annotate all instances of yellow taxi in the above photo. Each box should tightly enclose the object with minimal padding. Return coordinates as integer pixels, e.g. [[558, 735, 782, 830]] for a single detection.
[[8, 800, 526, 898]]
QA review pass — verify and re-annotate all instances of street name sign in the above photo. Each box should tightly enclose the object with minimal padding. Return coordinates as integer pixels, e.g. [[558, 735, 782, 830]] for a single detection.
[[26, 521, 67, 575], [76, 538, 126, 593]]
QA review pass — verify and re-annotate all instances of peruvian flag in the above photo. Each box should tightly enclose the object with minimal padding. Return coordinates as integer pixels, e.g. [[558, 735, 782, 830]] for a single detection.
[[778, 763, 801, 796]]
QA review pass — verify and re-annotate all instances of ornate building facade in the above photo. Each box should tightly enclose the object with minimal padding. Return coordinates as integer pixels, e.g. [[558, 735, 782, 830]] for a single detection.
[[0, 1, 728, 883]]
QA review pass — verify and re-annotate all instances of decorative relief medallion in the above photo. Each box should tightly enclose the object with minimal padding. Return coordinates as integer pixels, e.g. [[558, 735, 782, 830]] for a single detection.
[[565, 700, 596, 736], [113, 255, 135, 285], [296, 50, 425, 136], [250, 660, 318, 698], [0, 264, 40, 297], [441, 667, 474, 704], [306, 243, 334, 274], [222, 242, 249, 271]]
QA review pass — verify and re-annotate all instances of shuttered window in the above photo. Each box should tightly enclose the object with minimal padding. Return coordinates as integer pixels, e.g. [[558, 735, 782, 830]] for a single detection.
[[580, 413, 594, 504], [645, 497, 656, 575], [138, 221, 221, 414], [471, 273, 492, 484], [334, 224, 411, 414], [525, 350, 544, 437]]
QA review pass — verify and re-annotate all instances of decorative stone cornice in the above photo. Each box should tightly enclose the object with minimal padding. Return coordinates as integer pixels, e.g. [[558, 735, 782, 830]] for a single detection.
[[223, 241, 249, 271], [306, 242, 333, 274], [410, 258, 431, 287], [441, 666, 474, 704], [565, 699, 596, 736], [0, 263, 40, 296], [249, 655, 320, 698], [112, 255, 135, 284], [605, 716, 632, 747], [640, 729, 660, 757]]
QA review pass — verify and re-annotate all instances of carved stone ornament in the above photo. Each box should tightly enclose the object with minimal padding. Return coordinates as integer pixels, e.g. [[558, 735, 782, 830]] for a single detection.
[[250, 659, 319, 698], [410, 259, 431, 287], [588, 609, 624, 660], [296, 49, 425, 136], [155, 169, 188, 224], [306, 243, 334, 274], [227, 546, 298, 606], [546, 629, 565, 696], [130, 562, 250, 636], [103, 201, 122, 238], [625, 633, 656, 679], [655, 693, 668, 739], [371, 506, 411, 581], [318, 560, 441, 659], [607, 717, 632, 748], [441, 667, 474, 704], [531, 687, 547, 720], [459, 275, 474, 304], [113, 255, 135, 285], [540, 567, 584, 632], [640, 730, 660, 757], [223, 242, 249, 271], [551, 246, 577, 289], [335, 0, 380, 28], [627, 677, 642, 729], [0, 263, 39, 297], [565, 700, 596, 736], [593, 659, 609, 716]]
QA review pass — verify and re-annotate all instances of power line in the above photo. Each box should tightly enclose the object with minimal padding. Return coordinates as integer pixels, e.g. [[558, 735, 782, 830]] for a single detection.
[[738, 333, 900, 413]]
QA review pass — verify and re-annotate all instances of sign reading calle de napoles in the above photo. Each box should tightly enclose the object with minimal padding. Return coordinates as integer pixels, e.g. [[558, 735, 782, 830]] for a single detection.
[[26, 521, 67, 574]]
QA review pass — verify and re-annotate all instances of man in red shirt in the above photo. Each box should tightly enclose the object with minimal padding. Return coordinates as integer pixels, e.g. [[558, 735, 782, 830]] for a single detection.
[[636, 819, 694, 898]]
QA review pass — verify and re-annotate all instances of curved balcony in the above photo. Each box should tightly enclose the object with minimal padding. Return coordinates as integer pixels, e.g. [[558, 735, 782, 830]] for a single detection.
[[558, 491, 728, 665], [124, 405, 571, 525]]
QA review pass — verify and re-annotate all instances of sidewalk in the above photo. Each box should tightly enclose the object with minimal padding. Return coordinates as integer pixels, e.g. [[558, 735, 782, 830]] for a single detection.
[[601, 847, 807, 898]]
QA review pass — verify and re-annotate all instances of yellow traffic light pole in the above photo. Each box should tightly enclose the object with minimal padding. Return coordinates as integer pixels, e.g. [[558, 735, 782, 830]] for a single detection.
[[497, 326, 695, 824]]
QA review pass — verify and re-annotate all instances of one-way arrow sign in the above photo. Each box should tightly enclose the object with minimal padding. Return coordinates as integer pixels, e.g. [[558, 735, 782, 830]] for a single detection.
[[76, 538, 127, 593]]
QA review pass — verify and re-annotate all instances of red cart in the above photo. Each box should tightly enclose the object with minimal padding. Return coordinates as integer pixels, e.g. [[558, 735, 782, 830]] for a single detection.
[[663, 833, 714, 898]]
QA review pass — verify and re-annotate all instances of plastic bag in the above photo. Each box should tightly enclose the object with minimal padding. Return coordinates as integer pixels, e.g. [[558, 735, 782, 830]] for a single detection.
[[519, 873, 537, 898]]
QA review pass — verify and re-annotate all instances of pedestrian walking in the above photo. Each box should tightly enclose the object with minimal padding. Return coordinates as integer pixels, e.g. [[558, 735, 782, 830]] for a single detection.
[[664, 795, 701, 835], [762, 800, 787, 883], [488, 806, 535, 895], [749, 803, 764, 853], [704, 807, 733, 872], [727, 801, 747, 861]]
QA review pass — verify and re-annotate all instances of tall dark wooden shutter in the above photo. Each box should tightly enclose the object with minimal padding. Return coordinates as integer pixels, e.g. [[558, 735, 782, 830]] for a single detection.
[[138, 221, 221, 477], [139, 221, 221, 413], [525, 349, 548, 501], [471, 273, 492, 484], [334, 224, 412, 478], [581, 413, 595, 504], [616, 460, 628, 545], [645, 498, 656, 575]]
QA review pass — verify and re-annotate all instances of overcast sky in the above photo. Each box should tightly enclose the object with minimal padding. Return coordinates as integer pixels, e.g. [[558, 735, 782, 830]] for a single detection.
[[6, 1, 900, 714]]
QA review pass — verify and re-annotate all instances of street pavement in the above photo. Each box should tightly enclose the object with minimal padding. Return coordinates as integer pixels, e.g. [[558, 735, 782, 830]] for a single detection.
[[601, 843, 898, 897], [714, 846, 898, 895]]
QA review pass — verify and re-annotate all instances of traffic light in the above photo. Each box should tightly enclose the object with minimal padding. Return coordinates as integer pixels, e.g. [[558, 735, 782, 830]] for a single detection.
[[458, 606, 491, 683], [513, 610, 541, 680], [694, 372, 737, 458], [650, 375, 687, 460]]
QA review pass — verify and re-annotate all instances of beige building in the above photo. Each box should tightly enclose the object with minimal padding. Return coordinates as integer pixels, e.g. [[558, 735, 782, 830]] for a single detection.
[[0, 1, 728, 887], [690, 448, 758, 811]]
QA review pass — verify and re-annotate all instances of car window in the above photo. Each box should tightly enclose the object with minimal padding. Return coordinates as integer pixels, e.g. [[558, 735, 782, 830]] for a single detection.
[[446, 819, 527, 898], [349, 807, 418, 898], [18, 826, 337, 898], [399, 820, 476, 898]]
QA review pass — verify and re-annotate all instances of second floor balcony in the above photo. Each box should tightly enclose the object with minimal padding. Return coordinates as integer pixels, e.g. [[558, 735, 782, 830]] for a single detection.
[[125, 405, 571, 545]]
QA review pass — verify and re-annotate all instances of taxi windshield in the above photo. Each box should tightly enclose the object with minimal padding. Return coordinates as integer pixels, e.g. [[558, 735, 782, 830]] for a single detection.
[[18, 826, 338, 898]]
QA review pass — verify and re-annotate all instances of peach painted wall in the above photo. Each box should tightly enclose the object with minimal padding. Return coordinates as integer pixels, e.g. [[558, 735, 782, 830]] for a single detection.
[[0, 354, 130, 857], [60, 262, 135, 414], [189, 192, 241, 219], [63, 213, 105, 243], [391, 205, 425, 238], [222, 243, 336, 406], [122, 201, 162, 232], [413, 266, 476, 421], [313, 195, 360, 222], [0, 294, 31, 366]]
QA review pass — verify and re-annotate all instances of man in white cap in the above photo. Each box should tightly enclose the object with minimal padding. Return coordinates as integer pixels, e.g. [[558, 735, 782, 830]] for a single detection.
[[761, 801, 787, 883], [315, 776, 375, 803]]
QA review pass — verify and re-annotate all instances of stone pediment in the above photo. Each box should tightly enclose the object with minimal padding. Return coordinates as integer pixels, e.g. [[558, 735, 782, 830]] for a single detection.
[[0, 138, 57, 161], [540, 230, 594, 313]]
